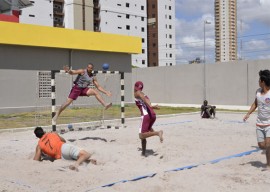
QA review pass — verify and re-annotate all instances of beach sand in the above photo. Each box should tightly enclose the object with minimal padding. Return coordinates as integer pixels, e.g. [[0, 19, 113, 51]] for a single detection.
[[0, 112, 270, 192]]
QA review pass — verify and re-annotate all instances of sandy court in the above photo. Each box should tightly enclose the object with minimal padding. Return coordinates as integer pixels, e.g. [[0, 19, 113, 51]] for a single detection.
[[0, 112, 270, 192]]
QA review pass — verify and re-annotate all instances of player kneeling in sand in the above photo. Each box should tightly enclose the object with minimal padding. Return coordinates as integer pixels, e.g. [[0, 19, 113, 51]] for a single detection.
[[33, 127, 96, 171], [134, 81, 163, 156]]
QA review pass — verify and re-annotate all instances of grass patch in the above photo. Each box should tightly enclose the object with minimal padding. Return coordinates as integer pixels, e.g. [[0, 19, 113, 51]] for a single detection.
[[0, 105, 247, 129]]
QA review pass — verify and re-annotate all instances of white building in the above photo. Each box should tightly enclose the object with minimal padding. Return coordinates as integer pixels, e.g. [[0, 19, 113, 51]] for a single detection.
[[157, 0, 176, 66], [99, 0, 147, 68], [18, 0, 176, 67], [19, 0, 53, 27]]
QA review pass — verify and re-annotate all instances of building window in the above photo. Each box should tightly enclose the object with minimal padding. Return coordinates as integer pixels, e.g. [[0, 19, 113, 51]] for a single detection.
[[169, 6, 171, 10], [141, 17, 144, 21], [126, 25, 130, 30], [152, 4, 155, 8], [118, 27, 122, 29], [142, 49, 145, 53], [170, 54, 172, 58], [142, 60, 145, 65], [117, 4, 121, 6], [153, 43, 156, 47], [117, 15, 122, 18], [169, 25, 172, 29], [169, 15, 172, 19], [169, 44, 172, 48], [169, 34, 172, 39], [126, 3, 129, 7], [126, 14, 130, 19], [141, 27, 144, 32], [29, 14, 35, 17], [142, 38, 145, 43], [152, 14, 155, 17], [141, 6, 144, 10]]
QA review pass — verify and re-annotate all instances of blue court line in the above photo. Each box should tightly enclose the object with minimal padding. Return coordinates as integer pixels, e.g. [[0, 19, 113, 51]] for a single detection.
[[85, 149, 260, 191], [223, 120, 247, 124], [155, 120, 193, 126]]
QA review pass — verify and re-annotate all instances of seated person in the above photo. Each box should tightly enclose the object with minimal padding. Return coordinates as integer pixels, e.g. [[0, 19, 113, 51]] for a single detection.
[[201, 100, 216, 119]]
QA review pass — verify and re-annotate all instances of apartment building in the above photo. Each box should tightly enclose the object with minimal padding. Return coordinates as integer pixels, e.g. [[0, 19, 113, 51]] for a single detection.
[[18, 0, 176, 67], [215, 0, 237, 62], [147, 0, 175, 67]]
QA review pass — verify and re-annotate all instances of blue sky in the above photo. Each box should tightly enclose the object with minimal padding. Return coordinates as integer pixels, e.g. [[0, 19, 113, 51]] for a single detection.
[[175, 0, 270, 64]]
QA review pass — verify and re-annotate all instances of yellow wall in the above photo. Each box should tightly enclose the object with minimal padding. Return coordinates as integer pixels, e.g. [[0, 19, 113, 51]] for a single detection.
[[0, 21, 141, 54]]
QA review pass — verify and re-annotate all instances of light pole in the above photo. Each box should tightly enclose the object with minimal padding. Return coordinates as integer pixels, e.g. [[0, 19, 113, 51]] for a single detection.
[[203, 20, 211, 100]]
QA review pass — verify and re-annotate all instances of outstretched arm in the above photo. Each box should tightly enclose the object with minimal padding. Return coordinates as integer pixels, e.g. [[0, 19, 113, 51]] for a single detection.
[[243, 98, 257, 121], [93, 77, 112, 96], [63, 65, 84, 75], [33, 145, 42, 161]]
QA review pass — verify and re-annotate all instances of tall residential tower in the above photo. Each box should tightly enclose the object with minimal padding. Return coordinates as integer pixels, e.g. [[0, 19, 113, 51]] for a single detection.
[[215, 0, 237, 62]]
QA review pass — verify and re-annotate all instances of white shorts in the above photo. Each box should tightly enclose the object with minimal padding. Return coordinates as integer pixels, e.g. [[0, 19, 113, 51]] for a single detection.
[[61, 143, 81, 160], [256, 125, 270, 143]]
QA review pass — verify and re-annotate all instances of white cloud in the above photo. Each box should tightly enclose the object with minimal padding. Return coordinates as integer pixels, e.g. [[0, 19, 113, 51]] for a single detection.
[[175, 0, 270, 64], [238, 0, 270, 26]]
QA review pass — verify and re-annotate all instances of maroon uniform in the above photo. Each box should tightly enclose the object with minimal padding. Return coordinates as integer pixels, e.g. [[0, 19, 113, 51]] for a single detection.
[[135, 95, 156, 133]]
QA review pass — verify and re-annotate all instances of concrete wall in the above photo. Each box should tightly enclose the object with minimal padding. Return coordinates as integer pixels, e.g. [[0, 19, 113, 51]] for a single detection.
[[0, 58, 269, 114], [132, 59, 270, 106], [0, 44, 132, 72]]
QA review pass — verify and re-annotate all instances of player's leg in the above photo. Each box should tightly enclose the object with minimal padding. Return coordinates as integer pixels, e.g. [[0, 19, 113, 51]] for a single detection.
[[53, 86, 80, 123], [265, 137, 270, 168], [257, 128, 266, 150], [149, 115, 163, 143], [139, 115, 163, 141], [86, 88, 112, 110], [70, 150, 92, 171], [141, 139, 147, 156], [264, 127, 270, 170], [53, 98, 73, 123]]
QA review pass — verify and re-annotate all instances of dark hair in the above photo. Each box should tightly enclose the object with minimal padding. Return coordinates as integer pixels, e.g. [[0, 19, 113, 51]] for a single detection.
[[259, 70, 270, 87], [88, 63, 94, 67], [34, 127, 45, 138]]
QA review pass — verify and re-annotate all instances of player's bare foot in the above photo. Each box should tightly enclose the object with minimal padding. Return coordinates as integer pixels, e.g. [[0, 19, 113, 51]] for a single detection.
[[105, 103, 112, 110], [69, 165, 79, 172], [86, 159, 97, 165], [159, 130, 163, 143]]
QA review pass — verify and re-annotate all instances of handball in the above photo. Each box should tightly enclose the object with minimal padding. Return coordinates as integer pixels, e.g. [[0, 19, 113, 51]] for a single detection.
[[102, 63, 109, 71]]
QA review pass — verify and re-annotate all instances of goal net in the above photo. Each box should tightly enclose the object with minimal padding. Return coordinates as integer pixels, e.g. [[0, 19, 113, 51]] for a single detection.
[[35, 70, 125, 131]]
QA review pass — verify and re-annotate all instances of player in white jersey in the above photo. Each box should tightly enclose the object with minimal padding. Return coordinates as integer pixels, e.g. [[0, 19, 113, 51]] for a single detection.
[[243, 69, 270, 171]]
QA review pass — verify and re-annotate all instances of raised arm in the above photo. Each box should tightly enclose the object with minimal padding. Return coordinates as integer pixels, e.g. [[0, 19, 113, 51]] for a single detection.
[[243, 98, 257, 121], [63, 65, 84, 75], [93, 77, 112, 96]]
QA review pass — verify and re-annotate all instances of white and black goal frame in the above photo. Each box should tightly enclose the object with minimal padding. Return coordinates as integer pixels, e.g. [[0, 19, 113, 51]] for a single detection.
[[51, 70, 125, 132]]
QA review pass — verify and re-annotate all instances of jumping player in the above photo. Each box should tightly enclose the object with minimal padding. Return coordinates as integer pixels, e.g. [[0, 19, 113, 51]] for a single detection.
[[243, 69, 270, 171], [53, 63, 112, 123], [134, 81, 163, 157]]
